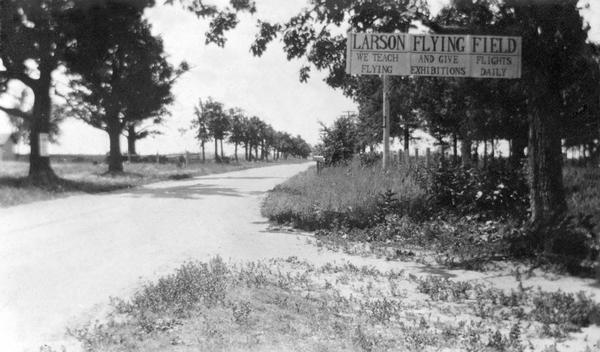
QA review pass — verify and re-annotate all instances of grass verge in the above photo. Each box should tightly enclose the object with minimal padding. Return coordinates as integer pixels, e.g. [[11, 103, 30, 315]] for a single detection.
[[0, 159, 299, 207], [62, 257, 600, 352], [261, 161, 600, 275], [261, 159, 427, 230]]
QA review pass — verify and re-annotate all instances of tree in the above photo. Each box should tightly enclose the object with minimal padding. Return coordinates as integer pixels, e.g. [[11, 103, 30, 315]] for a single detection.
[[291, 134, 312, 159], [61, 1, 177, 172], [191, 99, 212, 162], [497, 0, 594, 227], [318, 115, 359, 165], [246, 116, 263, 161], [204, 99, 230, 161], [0, 0, 76, 182], [122, 61, 189, 156], [228, 108, 247, 161], [251, 0, 427, 90], [354, 76, 424, 153], [1, 84, 65, 146]]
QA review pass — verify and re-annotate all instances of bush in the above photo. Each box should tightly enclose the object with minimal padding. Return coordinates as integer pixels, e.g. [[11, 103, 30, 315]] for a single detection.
[[426, 161, 529, 220], [564, 166, 600, 233], [531, 290, 600, 329], [317, 116, 359, 166], [358, 152, 381, 167], [510, 214, 599, 275]]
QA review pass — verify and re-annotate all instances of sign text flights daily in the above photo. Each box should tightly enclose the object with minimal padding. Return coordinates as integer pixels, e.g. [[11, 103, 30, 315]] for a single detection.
[[346, 32, 522, 79]]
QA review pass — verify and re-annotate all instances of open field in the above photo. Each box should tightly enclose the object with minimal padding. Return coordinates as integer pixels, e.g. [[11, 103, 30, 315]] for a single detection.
[[0, 158, 304, 207]]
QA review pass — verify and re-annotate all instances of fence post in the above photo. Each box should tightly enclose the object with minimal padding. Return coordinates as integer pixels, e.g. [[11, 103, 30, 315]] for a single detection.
[[426, 148, 431, 168], [415, 148, 419, 165]]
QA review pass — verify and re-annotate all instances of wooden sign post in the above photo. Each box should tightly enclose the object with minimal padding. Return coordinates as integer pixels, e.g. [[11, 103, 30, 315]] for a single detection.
[[346, 32, 521, 170], [382, 75, 390, 169]]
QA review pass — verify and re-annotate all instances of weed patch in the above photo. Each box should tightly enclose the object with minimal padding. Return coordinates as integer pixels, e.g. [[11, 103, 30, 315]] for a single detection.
[[67, 257, 600, 352]]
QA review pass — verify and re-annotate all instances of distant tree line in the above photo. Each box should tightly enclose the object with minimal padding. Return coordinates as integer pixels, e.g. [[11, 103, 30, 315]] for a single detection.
[[190, 97, 311, 162]]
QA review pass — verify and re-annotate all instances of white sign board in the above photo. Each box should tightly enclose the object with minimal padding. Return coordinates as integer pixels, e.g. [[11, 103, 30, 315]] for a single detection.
[[346, 32, 521, 79]]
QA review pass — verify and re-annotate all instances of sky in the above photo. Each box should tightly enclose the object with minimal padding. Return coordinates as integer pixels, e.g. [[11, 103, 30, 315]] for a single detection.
[[0, 0, 599, 155]]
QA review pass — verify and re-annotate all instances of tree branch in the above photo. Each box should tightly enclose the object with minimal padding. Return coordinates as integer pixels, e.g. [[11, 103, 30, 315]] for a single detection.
[[0, 56, 39, 90], [0, 105, 31, 120]]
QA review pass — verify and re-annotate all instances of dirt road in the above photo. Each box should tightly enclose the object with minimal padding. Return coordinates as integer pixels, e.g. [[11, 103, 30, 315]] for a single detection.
[[0, 162, 329, 351]]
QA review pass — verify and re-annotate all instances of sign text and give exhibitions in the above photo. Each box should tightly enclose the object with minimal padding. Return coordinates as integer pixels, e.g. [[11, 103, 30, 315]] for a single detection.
[[345, 32, 521, 79]]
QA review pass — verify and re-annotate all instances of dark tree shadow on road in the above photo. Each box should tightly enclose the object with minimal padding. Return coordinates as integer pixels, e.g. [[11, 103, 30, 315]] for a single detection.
[[197, 176, 284, 181], [122, 182, 246, 200]]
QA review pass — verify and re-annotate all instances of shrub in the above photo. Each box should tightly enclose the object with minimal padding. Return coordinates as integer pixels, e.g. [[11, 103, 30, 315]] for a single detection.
[[416, 276, 474, 302], [426, 161, 529, 220], [510, 214, 600, 275], [531, 290, 600, 329], [115, 257, 229, 320], [358, 152, 381, 167], [564, 166, 600, 233]]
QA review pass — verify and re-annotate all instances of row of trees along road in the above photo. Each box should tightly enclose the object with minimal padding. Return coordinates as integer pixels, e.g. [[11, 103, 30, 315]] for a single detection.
[[0, 0, 256, 178], [250, 0, 600, 231], [190, 97, 312, 162]]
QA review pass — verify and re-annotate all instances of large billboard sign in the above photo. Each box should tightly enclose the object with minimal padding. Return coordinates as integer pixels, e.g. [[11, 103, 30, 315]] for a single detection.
[[346, 32, 521, 79]]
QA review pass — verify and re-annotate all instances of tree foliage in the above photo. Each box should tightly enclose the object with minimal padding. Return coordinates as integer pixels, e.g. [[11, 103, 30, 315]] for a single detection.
[[59, 0, 182, 172], [190, 97, 311, 162]]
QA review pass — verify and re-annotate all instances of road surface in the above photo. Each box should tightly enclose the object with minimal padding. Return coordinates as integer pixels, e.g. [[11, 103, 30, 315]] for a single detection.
[[0, 162, 327, 351]]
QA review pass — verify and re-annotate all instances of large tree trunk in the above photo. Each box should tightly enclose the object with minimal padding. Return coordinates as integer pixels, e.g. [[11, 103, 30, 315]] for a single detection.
[[510, 134, 527, 168], [588, 142, 598, 168], [127, 125, 137, 155], [234, 142, 238, 162], [460, 137, 472, 168], [403, 123, 410, 153], [483, 139, 488, 168], [452, 133, 458, 162], [528, 81, 567, 227], [29, 61, 56, 183], [214, 139, 219, 162], [107, 118, 123, 173], [220, 139, 224, 160], [201, 141, 205, 163]]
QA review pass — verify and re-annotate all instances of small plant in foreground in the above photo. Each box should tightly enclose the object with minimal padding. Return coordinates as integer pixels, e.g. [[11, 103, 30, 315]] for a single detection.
[[232, 300, 252, 325], [416, 276, 475, 301]]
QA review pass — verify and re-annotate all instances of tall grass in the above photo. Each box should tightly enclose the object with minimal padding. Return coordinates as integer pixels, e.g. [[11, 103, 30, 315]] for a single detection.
[[262, 159, 427, 230]]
